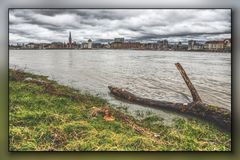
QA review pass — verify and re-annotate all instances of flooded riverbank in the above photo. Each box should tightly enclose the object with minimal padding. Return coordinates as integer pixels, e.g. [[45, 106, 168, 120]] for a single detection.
[[9, 49, 231, 123]]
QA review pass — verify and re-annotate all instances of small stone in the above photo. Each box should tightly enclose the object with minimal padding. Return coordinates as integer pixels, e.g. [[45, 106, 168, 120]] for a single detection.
[[24, 77, 33, 81], [154, 133, 160, 138]]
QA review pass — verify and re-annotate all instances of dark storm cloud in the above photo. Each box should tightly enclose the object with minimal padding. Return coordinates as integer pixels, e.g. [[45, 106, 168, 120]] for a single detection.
[[135, 31, 230, 39], [31, 9, 128, 20], [9, 9, 231, 44]]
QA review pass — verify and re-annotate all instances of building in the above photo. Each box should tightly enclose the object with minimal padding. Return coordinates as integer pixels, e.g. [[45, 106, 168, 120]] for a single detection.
[[38, 43, 47, 49], [224, 39, 231, 52], [162, 40, 168, 50], [111, 38, 125, 49], [92, 43, 102, 49], [205, 41, 224, 51], [204, 39, 231, 52], [188, 40, 196, 50], [157, 40, 163, 50], [114, 38, 124, 43], [156, 40, 168, 50], [193, 44, 203, 50], [82, 42, 88, 49], [173, 41, 187, 51], [88, 39, 92, 49], [177, 41, 182, 48], [110, 42, 123, 49], [63, 42, 67, 48], [188, 40, 203, 51], [122, 42, 141, 49], [26, 43, 35, 49], [144, 43, 157, 50], [203, 43, 209, 50], [48, 42, 64, 49]]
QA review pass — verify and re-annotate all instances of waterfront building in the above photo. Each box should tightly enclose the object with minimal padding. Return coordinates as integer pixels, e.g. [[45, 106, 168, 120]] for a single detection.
[[63, 42, 66, 48], [111, 38, 124, 49], [171, 41, 184, 51], [203, 43, 209, 50], [157, 40, 163, 50], [192, 44, 203, 50], [188, 40, 203, 50], [163, 40, 168, 50], [72, 41, 78, 49], [224, 39, 231, 52], [144, 43, 157, 50], [205, 41, 224, 51], [77, 43, 82, 49], [177, 41, 182, 48], [156, 40, 169, 50], [122, 42, 141, 49], [114, 38, 124, 43], [139, 43, 145, 50], [88, 39, 92, 49], [39, 43, 47, 49], [110, 41, 123, 49], [26, 43, 35, 49], [204, 39, 231, 52], [92, 43, 102, 49], [188, 40, 196, 50], [82, 42, 88, 49]]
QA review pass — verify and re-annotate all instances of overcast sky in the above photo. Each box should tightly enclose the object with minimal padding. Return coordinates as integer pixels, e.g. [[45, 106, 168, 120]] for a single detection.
[[9, 9, 231, 44]]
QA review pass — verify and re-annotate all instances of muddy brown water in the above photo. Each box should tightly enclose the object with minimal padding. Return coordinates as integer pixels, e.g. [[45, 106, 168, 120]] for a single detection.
[[10, 49, 231, 124]]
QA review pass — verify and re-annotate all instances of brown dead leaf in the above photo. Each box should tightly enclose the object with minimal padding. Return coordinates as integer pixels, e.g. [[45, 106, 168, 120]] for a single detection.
[[104, 115, 115, 121]]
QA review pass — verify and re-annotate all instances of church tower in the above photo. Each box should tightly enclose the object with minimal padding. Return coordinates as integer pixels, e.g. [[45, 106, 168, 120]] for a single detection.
[[68, 31, 72, 48]]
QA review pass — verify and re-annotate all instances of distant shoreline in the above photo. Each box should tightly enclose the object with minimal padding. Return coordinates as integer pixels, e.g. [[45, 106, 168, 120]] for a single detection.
[[9, 48, 231, 53]]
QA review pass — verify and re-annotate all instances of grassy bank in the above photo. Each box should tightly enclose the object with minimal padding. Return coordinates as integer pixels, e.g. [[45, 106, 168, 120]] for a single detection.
[[9, 69, 231, 151]]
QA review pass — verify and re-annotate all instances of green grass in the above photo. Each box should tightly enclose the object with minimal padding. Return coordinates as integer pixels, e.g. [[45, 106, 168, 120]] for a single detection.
[[9, 69, 231, 151]]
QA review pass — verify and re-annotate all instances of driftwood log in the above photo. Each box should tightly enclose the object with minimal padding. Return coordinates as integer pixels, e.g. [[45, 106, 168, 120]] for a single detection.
[[108, 63, 231, 132]]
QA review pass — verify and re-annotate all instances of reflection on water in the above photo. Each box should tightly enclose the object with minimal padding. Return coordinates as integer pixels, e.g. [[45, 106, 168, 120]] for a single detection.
[[9, 49, 231, 123]]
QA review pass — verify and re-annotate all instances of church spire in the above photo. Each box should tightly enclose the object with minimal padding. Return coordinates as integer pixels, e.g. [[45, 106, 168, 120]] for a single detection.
[[69, 31, 72, 46]]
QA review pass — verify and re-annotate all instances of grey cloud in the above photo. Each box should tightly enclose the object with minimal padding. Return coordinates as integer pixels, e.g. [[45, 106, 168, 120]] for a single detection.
[[9, 9, 231, 44]]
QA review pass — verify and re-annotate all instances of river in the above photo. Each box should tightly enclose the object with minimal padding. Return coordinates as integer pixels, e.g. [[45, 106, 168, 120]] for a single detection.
[[9, 49, 231, 123]]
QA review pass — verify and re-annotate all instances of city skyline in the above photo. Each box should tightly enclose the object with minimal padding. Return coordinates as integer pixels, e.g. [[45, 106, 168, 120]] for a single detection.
[[9, 9, 231, 44]]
